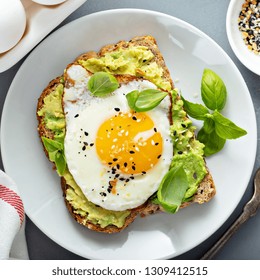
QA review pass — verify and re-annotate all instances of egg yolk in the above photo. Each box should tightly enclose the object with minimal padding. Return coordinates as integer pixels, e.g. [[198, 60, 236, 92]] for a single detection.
[[96, 111, 163, 175]]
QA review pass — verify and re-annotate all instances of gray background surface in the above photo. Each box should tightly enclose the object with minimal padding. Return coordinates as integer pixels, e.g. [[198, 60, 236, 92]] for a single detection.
[[0, 0, 260, 259]]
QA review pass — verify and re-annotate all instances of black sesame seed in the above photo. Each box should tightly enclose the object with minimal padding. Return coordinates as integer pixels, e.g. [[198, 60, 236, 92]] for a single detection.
[[83, 142, 88, 146], [248, 30, 254, 36], [154, 127, 157, 132], [90, 143, 94, 147], [108, 162, 112, 165], [129, 150, 135, 154], [142, 171, 146, 175], [114, 107, 120, 112], [132, 166, 136, 170], [115, 174, 120, 178], [181, 123, 186, 128], [113, 158, 118, 162], [155, 142, 159, 146], [124, 162, 128, 167], [116, 164, 120, 170], [82, 146, 86, 151], [132, 116, 137, 121], [119, 177, 125, 181], [107, 185, 113, 193], [157, 154, 161, 159], [178, 151, 183, 155], [74, 114, 79, 118], [84, 131, 89, 136], [130, 176, 134, 180]]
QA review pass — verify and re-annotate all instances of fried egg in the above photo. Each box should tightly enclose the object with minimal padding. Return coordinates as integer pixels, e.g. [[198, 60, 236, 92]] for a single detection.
[[63, 64, 173, 211]]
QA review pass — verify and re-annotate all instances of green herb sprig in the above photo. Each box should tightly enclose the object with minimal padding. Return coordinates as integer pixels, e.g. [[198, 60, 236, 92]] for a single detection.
[[157, 165, 189, 213], [126, 89, 168, 112], [182, 68, 247, 156], [42, 137, 66, 176], [88, 72, 119, 96]]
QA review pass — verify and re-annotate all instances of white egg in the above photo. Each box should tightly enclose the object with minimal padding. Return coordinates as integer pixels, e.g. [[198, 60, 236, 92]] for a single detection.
[[63, 65, 173, 211], [0, 0, 26, 53]]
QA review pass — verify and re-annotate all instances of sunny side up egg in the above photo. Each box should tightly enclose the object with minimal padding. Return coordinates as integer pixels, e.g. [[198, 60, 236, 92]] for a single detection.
[[63, 64, 173, 211]]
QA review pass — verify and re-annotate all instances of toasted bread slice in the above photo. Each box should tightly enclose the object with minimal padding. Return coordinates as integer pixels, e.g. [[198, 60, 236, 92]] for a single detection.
[[37, 35, 216, 233]]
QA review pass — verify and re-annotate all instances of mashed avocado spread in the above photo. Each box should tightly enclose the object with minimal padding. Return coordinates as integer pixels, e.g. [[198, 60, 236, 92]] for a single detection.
[[37, 45, 206, 228], [79, 46, 172, 91]]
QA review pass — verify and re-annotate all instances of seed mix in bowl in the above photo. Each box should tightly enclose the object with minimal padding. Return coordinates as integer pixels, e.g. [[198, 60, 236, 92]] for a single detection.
[[238, 0, 260, 54]]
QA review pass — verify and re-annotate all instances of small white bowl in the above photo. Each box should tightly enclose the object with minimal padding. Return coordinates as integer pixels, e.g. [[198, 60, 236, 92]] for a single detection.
[[226, 0, 260, 75]]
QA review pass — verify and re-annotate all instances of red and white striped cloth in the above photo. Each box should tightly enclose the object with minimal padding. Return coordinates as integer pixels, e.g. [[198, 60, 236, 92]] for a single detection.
[[0, 170, 28, 259]]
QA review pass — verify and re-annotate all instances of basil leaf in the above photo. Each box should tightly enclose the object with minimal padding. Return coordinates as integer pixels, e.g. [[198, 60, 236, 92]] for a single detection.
[[126, 89, 168, 112], [157, 166, 189, 213], [41, 136, 66, 176], [88, 72, 119, 97], [213, 111, 247, 139], [197, 127, 226, 156], [49, 150, 58, 162], [55, 151, 66, 176], [201, 69, 227, 111], [181, 95, 209, 120], [126, 90, 139, 110], [42, 137, 63, 152], [135, 89, 168, 111], [203, 116, 215, 134]]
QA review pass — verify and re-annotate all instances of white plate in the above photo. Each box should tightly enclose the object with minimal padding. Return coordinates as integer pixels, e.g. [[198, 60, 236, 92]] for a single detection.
[[1, 9, 257, 260], [226, 0, 260, 75], [0, 0, 87, 73]]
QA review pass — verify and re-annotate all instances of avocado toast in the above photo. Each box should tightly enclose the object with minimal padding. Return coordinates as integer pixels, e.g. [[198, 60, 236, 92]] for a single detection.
[[36, 35, 216, 233]]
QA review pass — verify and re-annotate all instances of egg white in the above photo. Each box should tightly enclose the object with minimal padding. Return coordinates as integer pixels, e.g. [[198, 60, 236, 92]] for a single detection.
[[63, 64, 173, 211]]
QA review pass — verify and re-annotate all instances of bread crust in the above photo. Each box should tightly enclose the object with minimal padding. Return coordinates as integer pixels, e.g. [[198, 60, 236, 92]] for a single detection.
[[37, 35, 216, 233]]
